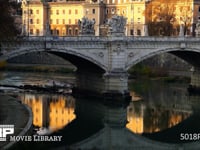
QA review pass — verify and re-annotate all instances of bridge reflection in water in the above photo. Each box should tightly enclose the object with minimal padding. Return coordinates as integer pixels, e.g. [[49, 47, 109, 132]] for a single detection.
[[16, 91, 199, 149], [19, 93, 191, 135]]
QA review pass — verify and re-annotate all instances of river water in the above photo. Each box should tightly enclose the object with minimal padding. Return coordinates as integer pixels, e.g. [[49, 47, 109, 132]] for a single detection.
[[1, 71, 200, 148]]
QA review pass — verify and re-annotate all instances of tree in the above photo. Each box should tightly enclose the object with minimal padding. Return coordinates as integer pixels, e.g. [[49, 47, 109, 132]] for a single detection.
[[146, 0, 193, 36], [179, 5, 193, 36], [0, 0, 18, 40], [146, 0, 176, 36]]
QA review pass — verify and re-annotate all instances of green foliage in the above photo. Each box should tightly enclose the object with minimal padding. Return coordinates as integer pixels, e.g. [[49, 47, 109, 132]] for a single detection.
[[128, 64, 152, 77], [129, 63, 170, 78]]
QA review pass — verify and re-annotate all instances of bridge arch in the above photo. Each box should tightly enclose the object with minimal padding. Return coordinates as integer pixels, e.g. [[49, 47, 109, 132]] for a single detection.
[[126, 47, 200, 70], [2, 47, 107, 72]]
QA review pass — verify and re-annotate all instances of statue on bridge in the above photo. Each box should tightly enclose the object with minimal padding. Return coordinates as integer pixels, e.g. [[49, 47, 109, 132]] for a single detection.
[[78, 17, 95, 35], [108, 15, 127, 36]]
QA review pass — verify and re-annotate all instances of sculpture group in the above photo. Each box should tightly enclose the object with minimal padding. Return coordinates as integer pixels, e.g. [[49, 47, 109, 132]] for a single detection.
[[108, 15, 127, 33], [78, 17, 96, 35], [78, 15, 127, 36]]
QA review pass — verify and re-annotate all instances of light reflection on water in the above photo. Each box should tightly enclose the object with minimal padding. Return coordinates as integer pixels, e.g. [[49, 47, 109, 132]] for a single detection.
[[18, 92, 192, 136], [0, 71, 194, 136], [126, 101, 191, 134], [19, 94, 76, 135]]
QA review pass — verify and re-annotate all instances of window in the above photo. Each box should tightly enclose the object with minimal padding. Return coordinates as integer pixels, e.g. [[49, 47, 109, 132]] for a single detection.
[[68, 29, 72, 35], [56, 10, 59, 15], [29, 9, 33, 14], [122, 9, 126, 14], [30, 29, 33, 35], [63, 19, 65, 24], [111, 8, 115, 14], [69, 19, 71, 24], [36, 19, 39, 24], [50, 10, 53, 14], [56, 19, 59, 24], [75, 29, 79, 35], [75, 9, 78, 14], [69, 9, 71, 14], [63, 10, 65, 14], [36, 10, 39, 14], [137, 18, 141, 23], [92, 9, 95, 14], [130, 29, 134, 35], [30, 19, 33, 24], [137, 29, 141, 36], [199, 6, 200, 12], [36, 29, 39, 35], [106, 8, 109, 14], [50, 19, 53, 24]]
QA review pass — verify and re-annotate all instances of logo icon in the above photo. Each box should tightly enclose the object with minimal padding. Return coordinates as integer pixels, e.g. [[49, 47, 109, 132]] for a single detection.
[[0, 125, 14, 141]]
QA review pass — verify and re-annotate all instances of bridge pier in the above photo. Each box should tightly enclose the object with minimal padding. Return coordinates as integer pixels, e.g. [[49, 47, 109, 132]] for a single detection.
[[103, 71, 128, 94], [74, 70, 131, 103]]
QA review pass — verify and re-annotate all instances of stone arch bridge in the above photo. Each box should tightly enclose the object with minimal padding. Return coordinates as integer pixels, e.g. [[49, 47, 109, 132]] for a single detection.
[[1, 36, 200, 97]]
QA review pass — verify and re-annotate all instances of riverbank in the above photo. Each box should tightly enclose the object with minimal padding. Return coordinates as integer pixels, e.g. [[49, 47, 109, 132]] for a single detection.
[[0, 94, 32, 149], [1, 63, 76, 73]]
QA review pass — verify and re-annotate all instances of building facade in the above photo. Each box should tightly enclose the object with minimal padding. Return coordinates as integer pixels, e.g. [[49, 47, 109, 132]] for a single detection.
[[21, 0, 147, 36], [21, 0, 200, 36]]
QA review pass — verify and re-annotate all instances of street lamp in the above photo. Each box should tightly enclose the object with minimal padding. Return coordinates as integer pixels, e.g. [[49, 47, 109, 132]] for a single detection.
[[44, 0, 50, 36], [131, 4, 134, 36]]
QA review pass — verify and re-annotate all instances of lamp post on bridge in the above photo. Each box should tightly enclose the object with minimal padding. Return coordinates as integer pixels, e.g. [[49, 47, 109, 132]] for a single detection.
[[43, 0, 51, 50], [44, 0, 51, 37]]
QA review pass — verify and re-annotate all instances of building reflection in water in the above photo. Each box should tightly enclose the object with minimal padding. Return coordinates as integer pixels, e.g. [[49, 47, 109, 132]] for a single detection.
[[19, 91, 192, 135], [49, 96, 75, 131], [126, 92, 192, 134], [20, 94, 76, 133]]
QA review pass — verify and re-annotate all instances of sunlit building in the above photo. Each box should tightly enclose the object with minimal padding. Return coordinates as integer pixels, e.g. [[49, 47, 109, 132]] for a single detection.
[[21, 0, 106, 36], [21, 0, 148, 36], [21, 94, 76, 132], [126, 102, 144, 133], [49, 96, 76, 131], [21, 0, 200, 36], [49, 2, 83, 36], [21, 94, 47, 127], [145, 0, 200, 36]]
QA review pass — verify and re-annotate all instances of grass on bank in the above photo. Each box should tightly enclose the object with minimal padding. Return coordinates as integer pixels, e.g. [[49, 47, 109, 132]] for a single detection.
[[128, 64, 190, 81], [0, 63, 76, 73]]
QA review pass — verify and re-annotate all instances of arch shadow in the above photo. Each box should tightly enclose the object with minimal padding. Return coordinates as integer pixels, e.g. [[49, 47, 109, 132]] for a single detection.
[[126, 48, 200, 70], [1, 47, 106, 73]]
